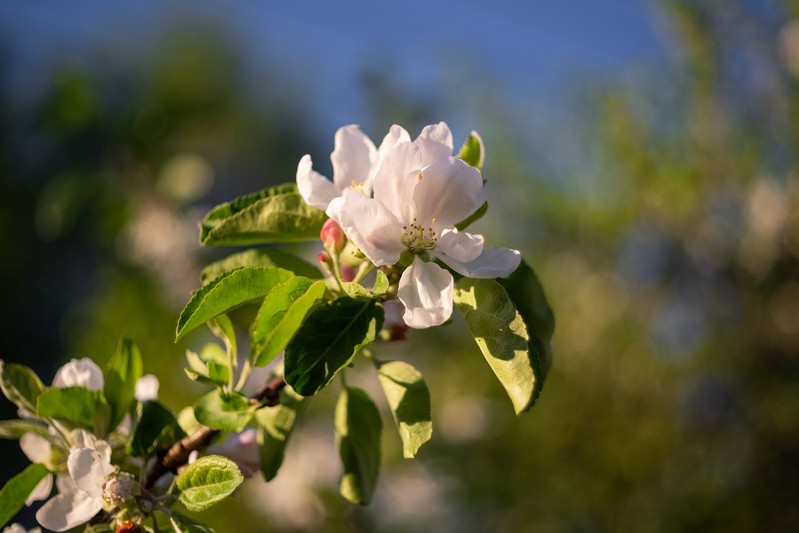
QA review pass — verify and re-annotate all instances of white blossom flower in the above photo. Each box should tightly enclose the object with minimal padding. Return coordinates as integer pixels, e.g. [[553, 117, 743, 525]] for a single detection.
[[327, 122, 520, 328], [134, 374, 159, 401], [297, 124, 410, 210], [52, 358, 104, 391], [3, 523, 42, 533], [36, 431, 114, 532]]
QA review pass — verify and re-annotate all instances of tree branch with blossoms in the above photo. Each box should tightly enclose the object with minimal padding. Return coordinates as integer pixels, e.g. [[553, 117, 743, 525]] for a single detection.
[[0, 122, 554, 533]]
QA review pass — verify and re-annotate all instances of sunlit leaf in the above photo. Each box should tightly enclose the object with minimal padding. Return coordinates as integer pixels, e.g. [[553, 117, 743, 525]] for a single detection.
[[207, 314, 237, 359], [176, 455, 243, 512], [377, 361, 432, 458], [453, 277, 538, 414], [176, 266, 294, 341], [251, 278, 327, 367], [193, 390, 254, 432], [456, 130, 485, 169], [0, 463, 49, 528], [284, 298, 383, 396], [336, 386, 381, 505], [200, 183, 327, 246], [201, 249, 322, 284]]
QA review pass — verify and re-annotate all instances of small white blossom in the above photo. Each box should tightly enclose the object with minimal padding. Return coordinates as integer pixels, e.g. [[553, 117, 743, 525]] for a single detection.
[[134, 374, 159, 401], [327, 122, 520, 328], [3, 524, 42, 533], [52, 358, 104, 391]]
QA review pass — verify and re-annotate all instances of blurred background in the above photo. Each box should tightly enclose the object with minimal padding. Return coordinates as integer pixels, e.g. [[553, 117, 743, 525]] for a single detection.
[[1, 0, 798, 531]]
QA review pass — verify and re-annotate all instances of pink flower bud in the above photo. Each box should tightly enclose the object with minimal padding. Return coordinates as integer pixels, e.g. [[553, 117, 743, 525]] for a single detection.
[[341, 264, 356, 282], [320, 219, 346, 252], [317, 252, 329, 263]]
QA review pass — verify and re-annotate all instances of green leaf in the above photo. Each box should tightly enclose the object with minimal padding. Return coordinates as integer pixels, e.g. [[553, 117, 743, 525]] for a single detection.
[[176, 266, 294, 341], [200, 183, 328, 246], [284, 298, 383, 396], [456, 130, 485, 169], [201, 249, 322, 284], [335, 386, 382, 505], [371, 270, 390, 296], [251, 278, 327, 367], [207, 314, 237, 359], [498, 260, 555, 386], [176, 455, 243, 512], [0, 420, 51, 440], [255, 387, 306, 481], [193, 390, 254, 432], [340, 272, 388, 299], [0, 463, 49, 528], [104, 338, 143, 431], [455, 201, 488, 231], [128, 400, 185, 458], [0, 361, 45, 413], [453, 277, 538, 414], [168, 511, 217, 533], [36, 387, 110, 434], [377, 361, 432, 458]]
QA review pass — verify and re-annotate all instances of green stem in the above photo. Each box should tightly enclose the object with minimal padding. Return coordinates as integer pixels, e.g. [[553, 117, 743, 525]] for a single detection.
[[352, 262, 375, 284], [235, 358, 252, 392], [329, 250, 346, 292]]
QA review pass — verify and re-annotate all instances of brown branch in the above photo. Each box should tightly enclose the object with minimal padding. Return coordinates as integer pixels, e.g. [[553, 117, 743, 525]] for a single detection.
[[144, 375, 286, 489]]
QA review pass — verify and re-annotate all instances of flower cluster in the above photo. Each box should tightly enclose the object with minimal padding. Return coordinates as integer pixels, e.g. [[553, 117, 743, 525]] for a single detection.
[[12, 359, 158, 531], [298, 121, 520, 328]]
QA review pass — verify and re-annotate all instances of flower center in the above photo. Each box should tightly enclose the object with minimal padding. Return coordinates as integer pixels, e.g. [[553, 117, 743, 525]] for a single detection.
[[401, 218, 437, 253], [350, 179, 370, 195]]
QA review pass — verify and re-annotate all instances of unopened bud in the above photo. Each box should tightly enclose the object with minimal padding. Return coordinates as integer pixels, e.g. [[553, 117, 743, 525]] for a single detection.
[[103, 474, 137, 506], [320, 219, 346, 252], [341, 264, 356, 282], [116, 520, 140, 533]]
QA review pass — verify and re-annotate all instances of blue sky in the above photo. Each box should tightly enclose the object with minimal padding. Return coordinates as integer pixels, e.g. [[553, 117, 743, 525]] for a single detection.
[[1, 0, 666, 130]]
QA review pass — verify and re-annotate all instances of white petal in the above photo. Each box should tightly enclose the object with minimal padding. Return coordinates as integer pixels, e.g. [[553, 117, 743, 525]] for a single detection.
[[68, 429, 96, 451], [397, 257, 454, 328], [371, 125, 411, 180], [135, 374, 160, 401], [56, 473, 78, 494], [115, 412, 132, 437], [25, 474, 53, 505], [35, 488, 102, 532], [327, 189, 404, 267], [296, 154, 339, 211], [52, 358, 103, 391], [331, 125, 377, 191], [439, 247, 521, 279], [412, 157, 484, 229], [436, 228, 484, 263], [415, 122, 454, 165], [20, 433, 51, 464], [67, 447, 114, 497], [372, 141, 424, 223]]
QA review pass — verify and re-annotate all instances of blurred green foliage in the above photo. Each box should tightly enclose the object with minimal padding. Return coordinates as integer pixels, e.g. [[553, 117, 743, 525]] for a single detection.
[[2, 0, 799, 531]]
